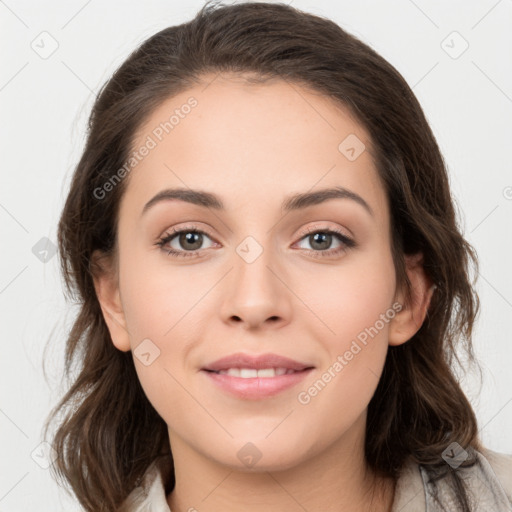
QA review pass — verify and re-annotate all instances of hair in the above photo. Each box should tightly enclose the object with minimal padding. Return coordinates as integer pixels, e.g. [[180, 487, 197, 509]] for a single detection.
[[43, 1, 484, 511]]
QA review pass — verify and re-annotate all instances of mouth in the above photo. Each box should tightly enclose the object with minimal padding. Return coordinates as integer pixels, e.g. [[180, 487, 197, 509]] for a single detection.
[[201, 352, 314, 373], [201, 353, 315, 399], [203, 367, 310, 378]]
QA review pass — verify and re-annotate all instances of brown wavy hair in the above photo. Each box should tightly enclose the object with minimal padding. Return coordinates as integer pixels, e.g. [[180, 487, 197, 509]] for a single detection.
[[43, 1, 484, 510]]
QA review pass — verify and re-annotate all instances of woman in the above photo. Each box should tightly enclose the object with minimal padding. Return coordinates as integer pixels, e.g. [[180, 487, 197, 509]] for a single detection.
[[44, 2, 512, 511]]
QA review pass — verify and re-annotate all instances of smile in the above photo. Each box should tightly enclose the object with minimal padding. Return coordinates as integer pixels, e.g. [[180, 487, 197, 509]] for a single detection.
[[209, 367, 299, 377], [201, 367, 314, 400]]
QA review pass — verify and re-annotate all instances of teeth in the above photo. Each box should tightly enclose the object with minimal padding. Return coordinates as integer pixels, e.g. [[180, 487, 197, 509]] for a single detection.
[[217, 367, 294, 378], [239, 368, 257, 378]]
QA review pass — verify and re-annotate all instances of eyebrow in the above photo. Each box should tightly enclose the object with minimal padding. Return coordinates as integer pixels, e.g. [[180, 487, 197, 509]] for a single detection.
[[141, 186, 374, 217]]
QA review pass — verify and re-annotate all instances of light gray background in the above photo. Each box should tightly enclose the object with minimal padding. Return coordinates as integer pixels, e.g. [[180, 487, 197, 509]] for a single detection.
[[1, 0, 511, 510]]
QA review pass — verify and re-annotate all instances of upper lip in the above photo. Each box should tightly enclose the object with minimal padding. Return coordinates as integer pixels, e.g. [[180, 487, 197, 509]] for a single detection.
[[202, 352, 314, 372]]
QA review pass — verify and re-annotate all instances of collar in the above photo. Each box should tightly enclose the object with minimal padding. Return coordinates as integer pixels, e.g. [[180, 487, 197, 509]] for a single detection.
[[119, 448, 512, 512]]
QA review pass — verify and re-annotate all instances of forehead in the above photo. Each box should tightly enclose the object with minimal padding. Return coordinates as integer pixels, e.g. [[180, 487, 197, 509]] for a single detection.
[[122, 73, 387, 224]]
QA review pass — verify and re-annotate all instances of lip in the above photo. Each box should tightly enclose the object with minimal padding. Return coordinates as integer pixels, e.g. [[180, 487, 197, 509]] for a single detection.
[[201, 352, 315, 400], [202, 352, 313, 372], [202, 368, 314, 400]]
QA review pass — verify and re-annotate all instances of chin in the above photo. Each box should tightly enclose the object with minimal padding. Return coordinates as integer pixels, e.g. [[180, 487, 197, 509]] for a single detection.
[[208, 436, 309, 473]]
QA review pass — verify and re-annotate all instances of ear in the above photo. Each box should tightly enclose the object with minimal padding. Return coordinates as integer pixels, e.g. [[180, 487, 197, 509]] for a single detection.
[[91, 250, 131, 352], [389, 252, 436, 347]]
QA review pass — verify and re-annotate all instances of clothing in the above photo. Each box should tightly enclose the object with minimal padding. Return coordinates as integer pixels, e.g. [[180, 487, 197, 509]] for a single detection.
[[119, 447, 512, 511]]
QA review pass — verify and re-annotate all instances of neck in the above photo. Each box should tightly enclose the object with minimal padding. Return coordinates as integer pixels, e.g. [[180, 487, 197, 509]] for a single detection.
[[166, 415, 395, 512]]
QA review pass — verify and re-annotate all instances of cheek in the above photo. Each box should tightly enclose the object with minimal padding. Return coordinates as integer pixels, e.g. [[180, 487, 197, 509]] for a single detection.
[[120, 272, 196, 429], [119, 245, 205, 343], [298, 246, 396, 345], [295, 248, 395, 405], [117, 249, 211, 417]]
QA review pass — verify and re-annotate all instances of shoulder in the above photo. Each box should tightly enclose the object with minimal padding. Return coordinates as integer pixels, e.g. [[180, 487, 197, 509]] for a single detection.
[[392, 447, 512, 512], [118, 461, 171, 512], [478, 446, 512, 505], [118, 448, 512, 512]]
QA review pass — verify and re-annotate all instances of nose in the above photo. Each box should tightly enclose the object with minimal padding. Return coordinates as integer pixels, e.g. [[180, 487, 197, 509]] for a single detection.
[[218, 242, 292, 331]]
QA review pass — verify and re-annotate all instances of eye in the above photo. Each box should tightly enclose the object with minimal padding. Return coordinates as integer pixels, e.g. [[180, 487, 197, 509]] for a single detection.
[[155, 224, 356, 259], [156, 225, 216, 258], [294, 227, 356, 258]]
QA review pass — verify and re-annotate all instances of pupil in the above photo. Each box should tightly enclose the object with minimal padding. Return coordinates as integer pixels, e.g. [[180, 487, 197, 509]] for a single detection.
[[181, 232, 202, 250], [311, 232, 331, 250]]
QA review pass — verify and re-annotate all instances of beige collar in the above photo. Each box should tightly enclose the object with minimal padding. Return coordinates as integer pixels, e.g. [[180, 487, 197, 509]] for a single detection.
[[119, 448, 512, 511]]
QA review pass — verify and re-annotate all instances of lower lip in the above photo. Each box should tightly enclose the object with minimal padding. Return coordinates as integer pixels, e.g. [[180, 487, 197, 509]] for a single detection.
[[201, 368, 314, 400]]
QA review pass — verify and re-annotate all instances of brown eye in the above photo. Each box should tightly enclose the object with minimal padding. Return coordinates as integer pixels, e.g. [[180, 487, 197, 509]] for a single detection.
[[308, 232, 334, 251], [156, 227, 216, 258], [177, 231, 204, 251], [295, 228, 356, 258]]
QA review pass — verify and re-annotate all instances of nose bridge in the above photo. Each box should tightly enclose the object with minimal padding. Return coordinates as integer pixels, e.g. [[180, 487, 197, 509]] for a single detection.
[[219, 231, 291, 328]]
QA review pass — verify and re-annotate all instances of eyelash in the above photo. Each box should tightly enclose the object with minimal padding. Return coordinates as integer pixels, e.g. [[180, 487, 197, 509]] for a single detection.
[[155, 224, 356, 259]]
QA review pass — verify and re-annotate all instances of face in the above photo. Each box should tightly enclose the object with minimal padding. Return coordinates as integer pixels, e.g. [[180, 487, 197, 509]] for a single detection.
[[94, 73, 431, 472]]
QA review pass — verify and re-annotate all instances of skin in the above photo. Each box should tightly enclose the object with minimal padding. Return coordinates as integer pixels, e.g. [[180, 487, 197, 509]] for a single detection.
[[93, 73, 433, 512]]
